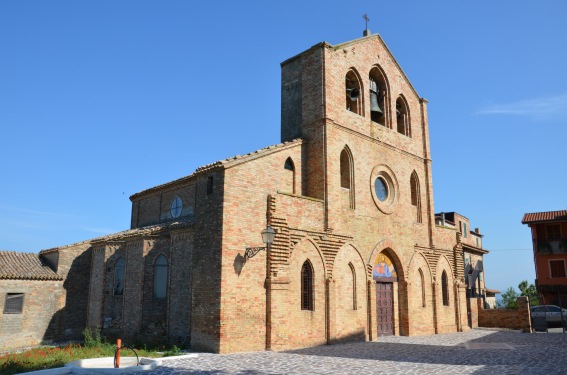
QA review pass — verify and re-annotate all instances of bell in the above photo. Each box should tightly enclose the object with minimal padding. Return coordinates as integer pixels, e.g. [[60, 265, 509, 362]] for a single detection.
[[346, 88, 360, 101], [370, 90, 383, 117]]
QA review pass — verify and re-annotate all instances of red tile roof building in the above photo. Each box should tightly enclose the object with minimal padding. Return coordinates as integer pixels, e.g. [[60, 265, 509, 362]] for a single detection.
[[522, 210, 567, 306]]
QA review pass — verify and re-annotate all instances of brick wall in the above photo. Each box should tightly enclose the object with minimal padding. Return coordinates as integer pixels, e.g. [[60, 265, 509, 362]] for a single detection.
[[477, 297, 531, 332], [0, 279, 62, 350]]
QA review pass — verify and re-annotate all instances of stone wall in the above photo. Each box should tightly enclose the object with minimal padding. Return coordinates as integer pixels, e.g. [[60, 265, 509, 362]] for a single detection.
[[477, 297, 531, 332]]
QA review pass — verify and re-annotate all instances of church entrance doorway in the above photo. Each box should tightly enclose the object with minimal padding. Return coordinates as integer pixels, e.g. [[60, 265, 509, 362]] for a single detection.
[[376, 282, 394, 336]]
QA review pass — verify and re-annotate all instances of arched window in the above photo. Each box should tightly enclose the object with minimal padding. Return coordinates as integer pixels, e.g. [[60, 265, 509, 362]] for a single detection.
[[349, 262, 357, 310], [301, 260, 314, 311], [418, 268, 426, 307], [340, 147, 355, 209], [396, 96, 411, 137], [113, 257, 126, 296], [369, 66, 389, 127], [345, 69, 363, 116], [441, 271, 449, 306], [153, 255, 168, 299], [410, 171, 422, 223], [283, 157, 295, 194], [340, 149, 351, 189]]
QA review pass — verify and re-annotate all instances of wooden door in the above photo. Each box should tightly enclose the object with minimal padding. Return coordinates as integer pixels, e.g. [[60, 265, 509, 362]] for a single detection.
[[376, 282, 394, 336]]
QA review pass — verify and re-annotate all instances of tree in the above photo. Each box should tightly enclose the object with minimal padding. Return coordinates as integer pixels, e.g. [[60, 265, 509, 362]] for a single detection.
[[518, 280, 539, 306], [500, 287, 519, 309]]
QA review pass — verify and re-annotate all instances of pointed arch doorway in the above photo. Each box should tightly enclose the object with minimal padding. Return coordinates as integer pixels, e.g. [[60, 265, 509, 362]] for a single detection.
[[373, 252, 398, 336]]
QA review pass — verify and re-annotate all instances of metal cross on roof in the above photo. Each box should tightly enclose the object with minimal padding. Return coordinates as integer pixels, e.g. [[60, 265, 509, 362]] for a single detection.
[[363, 14, 370, 29]]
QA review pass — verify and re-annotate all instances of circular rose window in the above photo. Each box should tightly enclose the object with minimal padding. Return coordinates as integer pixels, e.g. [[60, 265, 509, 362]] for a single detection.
[[370, 165, 398, 214], [374, 177, 388, 202]]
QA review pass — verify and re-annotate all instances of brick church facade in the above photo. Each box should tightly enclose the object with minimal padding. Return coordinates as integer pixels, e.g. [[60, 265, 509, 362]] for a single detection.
[[2, 31, 477, 352]]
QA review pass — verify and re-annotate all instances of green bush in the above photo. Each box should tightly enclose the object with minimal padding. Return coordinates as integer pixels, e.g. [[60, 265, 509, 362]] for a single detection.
[[82, 327, 102, 348]]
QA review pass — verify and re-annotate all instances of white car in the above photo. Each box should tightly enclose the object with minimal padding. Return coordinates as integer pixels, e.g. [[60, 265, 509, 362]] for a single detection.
[[530, 305, 567, 326]]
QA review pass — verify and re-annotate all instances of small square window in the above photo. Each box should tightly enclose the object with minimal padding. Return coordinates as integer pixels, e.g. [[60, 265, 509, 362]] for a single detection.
[[4, 293, 24, 314], [550, 260, 566, 278]]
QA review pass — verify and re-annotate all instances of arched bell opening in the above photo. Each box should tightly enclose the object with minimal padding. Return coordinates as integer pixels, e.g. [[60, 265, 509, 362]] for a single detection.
[[345, 69, 363, 116], [396, 95, 411, 137], [369, 66, 390, 127]]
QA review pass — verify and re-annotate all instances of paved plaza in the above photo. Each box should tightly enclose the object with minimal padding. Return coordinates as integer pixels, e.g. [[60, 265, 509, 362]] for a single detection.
[[137, 329, 567, 375]]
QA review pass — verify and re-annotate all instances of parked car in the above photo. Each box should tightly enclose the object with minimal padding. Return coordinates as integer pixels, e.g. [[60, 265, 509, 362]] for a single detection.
[[530, 305, 567, 327]]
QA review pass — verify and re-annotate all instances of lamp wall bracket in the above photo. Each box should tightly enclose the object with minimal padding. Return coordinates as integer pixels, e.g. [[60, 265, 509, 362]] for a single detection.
[[245, 246, 266, 261]]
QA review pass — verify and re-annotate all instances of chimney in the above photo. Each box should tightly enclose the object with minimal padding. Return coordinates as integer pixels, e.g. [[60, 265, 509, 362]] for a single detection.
[[475, 228, 480, 234]]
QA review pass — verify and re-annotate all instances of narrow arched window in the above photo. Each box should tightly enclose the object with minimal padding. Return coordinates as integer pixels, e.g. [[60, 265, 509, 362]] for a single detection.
[[349, 262, 357, 310], [419, 268, 426, 307], [153, 255, 168, 299], [113, 257, 126, 296], [410, 171, 422, 223], [441, 271, 449, 306], [301, 260, 314, 311], [340, 149, 351, 189], [369, 66, 389, 127], [340, 147, 355, 209], [396, 96, 411, 137], [283, 157, 295, 194], [345, 69, 363, 116]]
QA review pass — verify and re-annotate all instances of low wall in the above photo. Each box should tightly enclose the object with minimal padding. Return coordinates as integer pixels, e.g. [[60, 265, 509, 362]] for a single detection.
[[468, 297, 479, 328], [477, 297, 531, 332]]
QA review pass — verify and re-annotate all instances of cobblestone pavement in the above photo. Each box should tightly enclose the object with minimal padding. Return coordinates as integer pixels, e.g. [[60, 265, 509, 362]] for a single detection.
[[137, 330, 567, 375]]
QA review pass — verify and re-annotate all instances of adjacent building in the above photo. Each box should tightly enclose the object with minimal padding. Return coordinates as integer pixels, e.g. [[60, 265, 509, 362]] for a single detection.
[[0, 245, 91, 351], [0, 252, 64, 350], [435, 212, 496, 307], [522, 210, 567, 307]]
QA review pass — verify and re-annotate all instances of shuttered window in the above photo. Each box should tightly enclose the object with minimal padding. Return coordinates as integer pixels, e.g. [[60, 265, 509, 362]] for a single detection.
[[4, 293, 24, 314], [550, 260, 566, 278], [547, 225, 561, 241]]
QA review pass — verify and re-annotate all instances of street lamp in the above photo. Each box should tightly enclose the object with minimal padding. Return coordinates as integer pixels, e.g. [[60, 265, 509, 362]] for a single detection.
[[244, 225, 276, 261]]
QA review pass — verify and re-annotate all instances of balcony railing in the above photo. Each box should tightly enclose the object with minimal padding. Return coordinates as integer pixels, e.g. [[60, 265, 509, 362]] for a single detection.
[[536, 239, 567, 254]]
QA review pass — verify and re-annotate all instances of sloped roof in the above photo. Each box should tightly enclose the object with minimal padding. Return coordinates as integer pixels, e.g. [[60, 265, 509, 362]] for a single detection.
[[39, 219, 194, 253], [90, 218, 193, 244], [522, 210, 567, 224], [130, 138, 302, 200], [462, 243, 489, 254], [0, 251, 62, 280]]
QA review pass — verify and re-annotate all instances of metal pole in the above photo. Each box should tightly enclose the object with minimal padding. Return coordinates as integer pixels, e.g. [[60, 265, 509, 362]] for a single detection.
[[265, 237, 271, 350]]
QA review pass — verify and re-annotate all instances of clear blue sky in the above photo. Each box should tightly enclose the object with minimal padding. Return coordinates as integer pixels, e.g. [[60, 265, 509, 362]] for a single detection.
[[1, 1, 566, 295]]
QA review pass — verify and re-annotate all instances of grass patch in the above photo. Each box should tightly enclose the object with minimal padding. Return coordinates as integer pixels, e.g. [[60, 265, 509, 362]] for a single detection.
[[0, 342, 178, 375]]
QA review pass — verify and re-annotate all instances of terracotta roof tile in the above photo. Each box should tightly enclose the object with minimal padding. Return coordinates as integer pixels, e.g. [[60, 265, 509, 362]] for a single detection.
[[522, 210, 567, 224], [0, 251, 62, 280]]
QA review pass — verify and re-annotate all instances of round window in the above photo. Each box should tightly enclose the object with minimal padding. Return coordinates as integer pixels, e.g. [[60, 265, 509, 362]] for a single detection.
[[370, 165, 398, 215], [170, 196, 183, 218], [374, 177, 388, 202]]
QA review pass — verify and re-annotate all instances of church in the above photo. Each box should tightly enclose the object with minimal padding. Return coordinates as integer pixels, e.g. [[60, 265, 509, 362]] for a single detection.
[[3, 29, 479, 353]]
